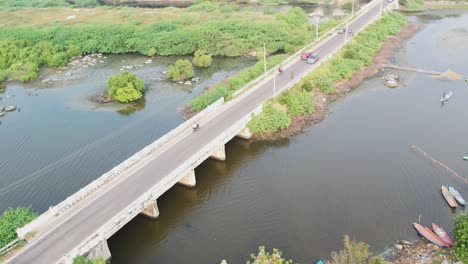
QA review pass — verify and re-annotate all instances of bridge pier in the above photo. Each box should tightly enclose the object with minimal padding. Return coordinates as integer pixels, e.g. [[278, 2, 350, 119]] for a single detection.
[[87, 240, 111, 262], [210, 145, 226, 161], [236, 127, 252, 140], [140, 200, 160, 219], [178, 169, 196, 187]]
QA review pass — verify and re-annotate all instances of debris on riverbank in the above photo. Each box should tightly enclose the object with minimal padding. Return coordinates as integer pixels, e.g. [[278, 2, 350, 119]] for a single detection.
[[252, 23, 420, 142], [391, 240, 459, 264]]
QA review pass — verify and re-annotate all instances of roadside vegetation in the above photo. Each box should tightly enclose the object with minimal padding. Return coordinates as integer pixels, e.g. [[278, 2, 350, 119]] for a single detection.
[[73, 256, 106, 264], [0, 207, 36, 249], [248, 12, 407, 138], [399, 0, 424, 11], [107, 72, 145, 103]]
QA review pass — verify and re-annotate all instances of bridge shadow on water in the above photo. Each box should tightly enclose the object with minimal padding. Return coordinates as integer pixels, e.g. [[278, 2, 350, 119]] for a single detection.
[[107, 137, 291, 263]]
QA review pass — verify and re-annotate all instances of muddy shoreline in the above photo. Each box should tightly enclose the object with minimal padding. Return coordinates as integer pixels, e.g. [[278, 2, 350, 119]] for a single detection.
[[252, 23, 420, 142]]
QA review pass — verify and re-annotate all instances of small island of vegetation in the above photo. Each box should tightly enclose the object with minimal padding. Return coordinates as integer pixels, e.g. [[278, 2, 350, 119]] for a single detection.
[[107, 72, 145, 103]]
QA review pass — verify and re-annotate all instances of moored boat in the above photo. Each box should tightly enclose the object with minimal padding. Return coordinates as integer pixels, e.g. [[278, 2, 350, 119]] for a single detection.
[[441, 185, 458, 208], [448, 186, 466, 206], [441, 91, 453, 102], [432, 223, 454, 246], [413, 223, 448, 247]]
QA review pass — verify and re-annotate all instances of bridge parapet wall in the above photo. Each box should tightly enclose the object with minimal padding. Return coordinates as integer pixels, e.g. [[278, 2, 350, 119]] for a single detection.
[[17, 98, 225, 239]]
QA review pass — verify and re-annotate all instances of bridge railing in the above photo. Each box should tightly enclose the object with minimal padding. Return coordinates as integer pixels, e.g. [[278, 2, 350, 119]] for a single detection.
[[17, 97, 225, 239], [60, 104, 263, 264], [231, 0, 385, 99]]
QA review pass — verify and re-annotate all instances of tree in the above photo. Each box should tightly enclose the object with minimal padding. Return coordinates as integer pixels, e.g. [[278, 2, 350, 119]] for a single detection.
[[454, 213, 468, 263], [167, 59, 194, 81], [247, 246, 293, 264], [107, 72, 145, 103], [0, 207, 37, 248], [192, 49, 212, 68]]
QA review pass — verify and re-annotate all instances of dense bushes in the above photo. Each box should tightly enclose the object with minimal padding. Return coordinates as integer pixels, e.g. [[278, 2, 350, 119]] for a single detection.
[[189, 54, 287, 110], [168, 59, 194, 81], [0, 207, 36, 248], [0, 39, 76, 82], [454, 213, 468, 263], [192, 50, 212, 68], [279, 89, 314, 116], [107, 72, 145, 103], [248, 106, 291, 135], [73, 256, 105, 264]]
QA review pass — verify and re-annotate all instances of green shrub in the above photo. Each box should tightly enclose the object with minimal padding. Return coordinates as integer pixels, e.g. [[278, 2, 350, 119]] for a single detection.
[[73, 256, 106, 264], [279, 89, 314, 116], [341, 1, 353, 12], [246, 246, 293, 264], [187, 1, 219, 12], [454, 213, 468, 263], [167, 59, 194, 81], [147, 47, 157, 57], [107, 72, 145, 103], [193, 49, 212, 68], [329, 235, 388, 264], [0, 207, 37, 248], [248, 106, 291, 135]]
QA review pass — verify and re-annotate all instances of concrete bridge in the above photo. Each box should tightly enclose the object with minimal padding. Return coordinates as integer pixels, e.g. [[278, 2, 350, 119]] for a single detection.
[[6, 1, 398, 263]]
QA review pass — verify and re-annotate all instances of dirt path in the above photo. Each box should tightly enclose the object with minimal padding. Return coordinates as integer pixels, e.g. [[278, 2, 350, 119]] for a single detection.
[[252, 23, 420, 142]]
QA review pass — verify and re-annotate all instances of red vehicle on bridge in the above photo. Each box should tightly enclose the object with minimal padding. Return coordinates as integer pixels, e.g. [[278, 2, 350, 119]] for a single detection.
[[300, 52, 313, 60]]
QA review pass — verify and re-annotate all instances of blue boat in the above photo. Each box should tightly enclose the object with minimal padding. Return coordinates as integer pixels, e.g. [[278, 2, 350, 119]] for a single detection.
[[448, 186, 466, 206]]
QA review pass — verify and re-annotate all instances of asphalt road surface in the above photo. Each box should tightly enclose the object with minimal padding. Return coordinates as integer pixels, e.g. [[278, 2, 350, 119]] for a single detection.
[[8, 1, 392, 263]]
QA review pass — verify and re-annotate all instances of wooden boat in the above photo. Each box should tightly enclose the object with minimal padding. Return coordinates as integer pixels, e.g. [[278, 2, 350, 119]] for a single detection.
[[432, 223, 454, 246], [413, 223, 448, 247], [440, 91, 453, 102], [448, 186, 466, 206], [441, 185, 458, 208]]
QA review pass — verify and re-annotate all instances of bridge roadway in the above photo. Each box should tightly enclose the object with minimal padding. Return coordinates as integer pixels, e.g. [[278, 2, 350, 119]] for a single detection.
[[8, 1, 392, 263]]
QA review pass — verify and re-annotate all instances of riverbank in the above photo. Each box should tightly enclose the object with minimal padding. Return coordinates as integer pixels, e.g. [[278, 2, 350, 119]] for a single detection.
[[249, 13, 415, 141], [424, 1, 468, 9]]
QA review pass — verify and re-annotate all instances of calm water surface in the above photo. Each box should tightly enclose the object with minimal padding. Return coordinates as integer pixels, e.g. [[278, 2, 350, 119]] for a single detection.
[[1, 10, 468, 264]]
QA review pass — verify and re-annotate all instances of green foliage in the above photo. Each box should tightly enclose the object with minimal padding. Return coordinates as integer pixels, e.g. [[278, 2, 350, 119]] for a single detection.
[[279, 89, 314, 116], [73, 256, 106, 264], [454, 213, 468, 263], [0, 207, 37, 248], [246, 246, 292, 264], [187, 1, 219, 12], [107, 72, 145, 103], [276, 7, 308, 28], [248, 106, 291, 135], [193, 49, 212, 68], [168, 59, 194, 81], [189, 54, 286, 110], [329, 235, 388, 264], [147, 47, 157, 57], [220, 4, 239, 13], [399, 0, 424, 11], [341, 1, 354, 12], [0, 39, 71, 82]]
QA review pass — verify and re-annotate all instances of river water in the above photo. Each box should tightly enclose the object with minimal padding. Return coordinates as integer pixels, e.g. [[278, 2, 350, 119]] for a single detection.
[[1, 10, 468, 264]]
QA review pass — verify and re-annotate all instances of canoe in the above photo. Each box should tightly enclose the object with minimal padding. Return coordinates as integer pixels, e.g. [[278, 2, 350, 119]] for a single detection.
[[448, 186, 466, 205], [413, 223, 448, 247], [440, 91, 453, 102], [432, 223, 454, 246], [441, 185, 458, 208]]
